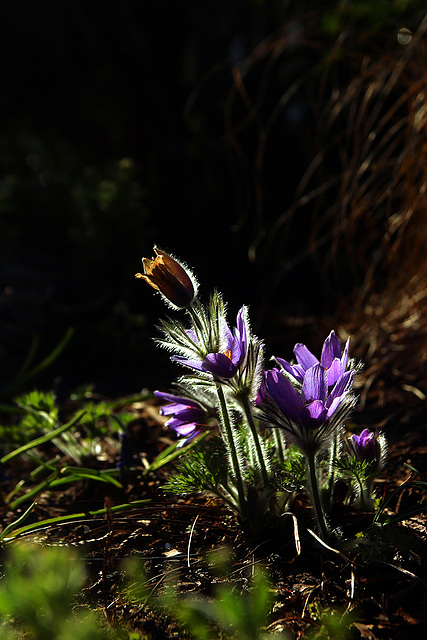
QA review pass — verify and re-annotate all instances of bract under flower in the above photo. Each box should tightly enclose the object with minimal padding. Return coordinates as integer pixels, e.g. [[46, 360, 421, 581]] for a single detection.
[[154, 391, 208, 445], [276, 330, 350, 387]]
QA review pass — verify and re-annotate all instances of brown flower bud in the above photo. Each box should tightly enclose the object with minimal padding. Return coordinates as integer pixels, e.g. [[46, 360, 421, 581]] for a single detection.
[[136, 248, 196, 308]]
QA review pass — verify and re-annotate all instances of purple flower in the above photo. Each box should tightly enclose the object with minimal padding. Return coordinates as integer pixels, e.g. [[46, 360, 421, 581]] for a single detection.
[[154, 391, 208, 445], [173, 307, 248, 379], [349, 429, 379, 462], [261, 364, 354, 429], [276, 330, 350, 387]]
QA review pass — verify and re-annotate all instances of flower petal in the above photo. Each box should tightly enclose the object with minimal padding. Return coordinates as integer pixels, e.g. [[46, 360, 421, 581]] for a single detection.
[[171, 355, 206, 372], [302, 400, 327, 425], [325, 370, 354, 408], [320, 330, 342, 369], [325, 357, 343, 387], [265, 369, 302, 422], [302, 364, 328, 403], [236, 306, 248, 356], [275, 357, 304, 382], [294, 343, 319, 371], [154, 391, 202, 409], [159, 403, 189, 416], [167, 420, 199, 436], [340, 337, 350, 370], [230, 331, 243, 365], [202, 353, 237, 378], [222, 319, 233, 350]]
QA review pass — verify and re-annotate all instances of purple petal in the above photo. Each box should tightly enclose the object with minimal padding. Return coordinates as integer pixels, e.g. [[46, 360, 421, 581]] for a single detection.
[[302, 400, 327, 424], [320, 330, 341, 369], [325, 358, 343, 387], [325, 370, 354, 408], [302, 364, 328, 403], [325, 395, 344, 418], [160, 403, 190, 416], [275, 357, 304, 382], [292, 364, 306, 382], [168, 420, 199, 436], [265, 369, 302, 422], [230, 333, 243, 365], [294, 343, 319, 371], [236, 306, 248, 356], [171, 355, 205, 372], [222, 320, 233, 350], [340, 337, 350, 370], [154, 391, 201, 409], [359, 428, 375, 447], [169, 407, 205, 422], [202, 352, 237, 378]]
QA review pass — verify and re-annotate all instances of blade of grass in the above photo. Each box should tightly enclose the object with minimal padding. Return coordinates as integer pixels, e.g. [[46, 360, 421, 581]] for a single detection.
[[9, 471, 60, 510], [144, 432, 208, 474], [13, 333, 40, 383], [17, 327, 75, 385], [8, 467, 123, 510], [0, 503, 37, 541], [373, 480, 427, 525], [1, 409, 86, 465], [2, 500, 151, 541]]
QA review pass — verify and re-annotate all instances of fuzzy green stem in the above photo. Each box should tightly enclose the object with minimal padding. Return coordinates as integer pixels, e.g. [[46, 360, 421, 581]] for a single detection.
[[305, 450, 330, 543], [273, 429, 285, 465], [325, 432, 338, 509], [186, 300, 206, 341], [359, 476, 374, 511], [240, 395, 270, 487], [216, 384, 246, 518]]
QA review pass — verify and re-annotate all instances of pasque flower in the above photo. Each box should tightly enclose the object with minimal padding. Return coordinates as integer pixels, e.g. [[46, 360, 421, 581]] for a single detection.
[[349, 428, 380, 463], [261, 365, 354, 429], [276, 330, 350, 387], [136, 247, 197, 308], [173, 306, 249, 379], [154, 391, 209, 445]]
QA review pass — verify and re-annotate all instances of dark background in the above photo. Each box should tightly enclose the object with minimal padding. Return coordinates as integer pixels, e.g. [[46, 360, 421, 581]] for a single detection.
[[0, 1, 425, 399]]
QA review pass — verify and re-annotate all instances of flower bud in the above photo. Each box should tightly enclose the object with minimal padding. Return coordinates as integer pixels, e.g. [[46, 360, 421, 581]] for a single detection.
[[349, 428, 380, 463], [136, 247, 197, 308]]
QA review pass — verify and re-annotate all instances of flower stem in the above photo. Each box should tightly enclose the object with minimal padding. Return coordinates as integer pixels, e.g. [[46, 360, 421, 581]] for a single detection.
[[305, 450, 330, 543], [358, 476, 374, 511], [186, 300, 206, 342], [240, 395, 270, 487], [325, 432, 338, 509], [216, 384, 246, 518], [273, 429, 285, 465]]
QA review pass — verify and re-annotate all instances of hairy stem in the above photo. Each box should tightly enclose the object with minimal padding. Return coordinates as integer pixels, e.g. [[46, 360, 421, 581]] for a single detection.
[[240, 395, 270, 487], [216, 384, 246, 518], [325, 432, 338, 509], [306, 450, 330, 543], [273, 429, 285, 465]]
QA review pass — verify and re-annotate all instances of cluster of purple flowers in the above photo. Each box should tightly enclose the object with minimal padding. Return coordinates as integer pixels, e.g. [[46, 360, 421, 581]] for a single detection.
[[136, 247, 388, 538], [156, 326, 356, 453]]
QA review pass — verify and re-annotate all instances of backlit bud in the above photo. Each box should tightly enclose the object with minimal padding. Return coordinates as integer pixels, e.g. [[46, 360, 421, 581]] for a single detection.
[[136, 247, 197, 308]]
